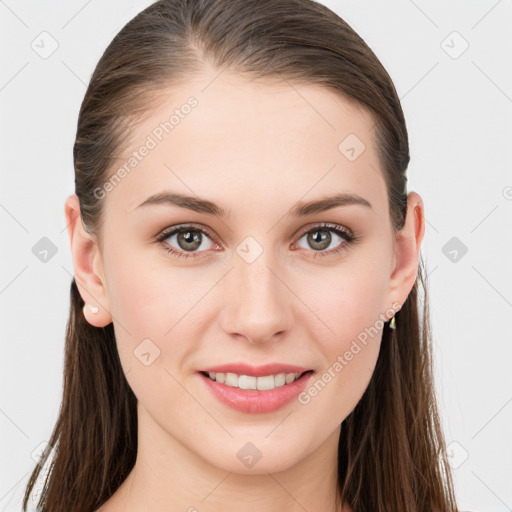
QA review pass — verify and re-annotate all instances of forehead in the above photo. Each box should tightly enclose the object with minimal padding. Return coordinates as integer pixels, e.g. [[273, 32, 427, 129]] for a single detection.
[[105, 71, 387, 219]]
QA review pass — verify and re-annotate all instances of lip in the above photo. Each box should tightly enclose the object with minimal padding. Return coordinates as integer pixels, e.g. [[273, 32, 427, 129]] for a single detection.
[[198, 369, 315, 414], [199, 362, 312, 377]]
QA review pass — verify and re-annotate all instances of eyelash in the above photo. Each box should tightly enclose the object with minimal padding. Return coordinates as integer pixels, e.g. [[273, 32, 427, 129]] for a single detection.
[[155, 222, 357, 260]]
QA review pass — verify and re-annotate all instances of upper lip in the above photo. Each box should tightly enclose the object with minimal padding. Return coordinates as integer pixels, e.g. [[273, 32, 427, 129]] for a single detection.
[[199, 363, 313, 377]]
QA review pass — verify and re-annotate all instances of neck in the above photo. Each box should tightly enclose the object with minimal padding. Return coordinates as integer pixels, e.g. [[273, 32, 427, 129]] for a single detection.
[[100, 402, 349, 512]]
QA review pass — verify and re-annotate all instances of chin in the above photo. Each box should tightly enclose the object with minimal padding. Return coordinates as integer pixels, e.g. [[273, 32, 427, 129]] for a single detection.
[[200, 439, 307, 475]]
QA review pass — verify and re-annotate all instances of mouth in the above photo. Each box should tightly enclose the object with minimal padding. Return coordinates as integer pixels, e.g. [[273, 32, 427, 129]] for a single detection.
[[197, 368, 316, 414], [199, 369, 314, 390]]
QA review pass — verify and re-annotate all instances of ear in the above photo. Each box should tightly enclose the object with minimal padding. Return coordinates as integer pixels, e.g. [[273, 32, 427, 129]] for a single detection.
[[387, 191, 425, 312], [64, 194, 112, 327]]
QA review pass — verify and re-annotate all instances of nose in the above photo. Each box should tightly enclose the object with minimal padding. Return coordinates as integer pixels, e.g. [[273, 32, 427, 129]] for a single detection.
[[220, 254, 294, 345]]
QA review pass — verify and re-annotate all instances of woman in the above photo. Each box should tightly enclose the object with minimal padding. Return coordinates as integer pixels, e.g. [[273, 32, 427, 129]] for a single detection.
[[23, 0, 461, 511]]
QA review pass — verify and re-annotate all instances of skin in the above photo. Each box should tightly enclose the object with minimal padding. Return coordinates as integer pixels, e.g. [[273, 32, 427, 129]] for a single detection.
[[65, 70, 425, 512]]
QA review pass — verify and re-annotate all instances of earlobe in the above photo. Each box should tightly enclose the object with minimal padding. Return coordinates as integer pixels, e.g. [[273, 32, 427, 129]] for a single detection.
[[388, 192, 425, 304], [64, 194, 112, 328]]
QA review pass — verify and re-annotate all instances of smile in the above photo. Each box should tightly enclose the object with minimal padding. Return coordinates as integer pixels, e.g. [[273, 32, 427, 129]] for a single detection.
[[198, 370, 315, 414]]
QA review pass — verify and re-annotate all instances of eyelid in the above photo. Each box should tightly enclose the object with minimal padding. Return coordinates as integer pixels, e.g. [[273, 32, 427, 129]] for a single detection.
[[156, 223, 217, 242], [294, 222, 354, 241]]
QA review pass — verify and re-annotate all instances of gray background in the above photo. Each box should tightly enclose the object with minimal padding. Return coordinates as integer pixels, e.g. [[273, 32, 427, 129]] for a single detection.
[[1, 0, 511, 511]]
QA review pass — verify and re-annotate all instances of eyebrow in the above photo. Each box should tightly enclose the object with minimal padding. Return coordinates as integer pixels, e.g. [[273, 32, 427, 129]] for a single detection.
[[135, 191, 372, 217]]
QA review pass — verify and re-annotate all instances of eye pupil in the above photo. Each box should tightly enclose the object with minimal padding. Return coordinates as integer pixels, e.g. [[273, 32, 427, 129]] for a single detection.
[[178, 230, 202, 251], [308, 229, 331, 250]]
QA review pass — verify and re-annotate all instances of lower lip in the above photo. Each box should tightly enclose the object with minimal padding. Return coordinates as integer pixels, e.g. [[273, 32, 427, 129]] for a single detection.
[[198, 371, 315, 414]]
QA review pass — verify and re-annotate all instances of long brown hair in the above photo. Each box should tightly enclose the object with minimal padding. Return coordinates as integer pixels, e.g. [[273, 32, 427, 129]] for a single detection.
[[23, 1, 460, 510]]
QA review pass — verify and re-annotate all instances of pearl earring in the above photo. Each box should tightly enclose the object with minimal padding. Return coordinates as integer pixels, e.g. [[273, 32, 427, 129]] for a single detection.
[[84, 303, 99, 314]]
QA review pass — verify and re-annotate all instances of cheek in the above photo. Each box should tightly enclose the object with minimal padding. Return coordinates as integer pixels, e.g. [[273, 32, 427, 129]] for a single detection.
[[294, 272, 386, 428], [107, 258, 202, 415], [107, 247, 208, 339], [104, 250, 201, 389], [292, 253, 390, 402], [300, 258, 390, 345]]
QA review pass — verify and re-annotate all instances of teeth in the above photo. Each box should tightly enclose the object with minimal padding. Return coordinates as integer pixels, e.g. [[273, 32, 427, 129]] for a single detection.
[[285, 373, 296, 384], [274, 373, 286, 387], [239, 375, 257, 389], [225, 372, 238, 387], [206, 371, 305, 390]]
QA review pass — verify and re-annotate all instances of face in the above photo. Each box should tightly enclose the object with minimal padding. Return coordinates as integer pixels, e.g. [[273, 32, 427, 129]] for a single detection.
[[67, 71, 423, 475]]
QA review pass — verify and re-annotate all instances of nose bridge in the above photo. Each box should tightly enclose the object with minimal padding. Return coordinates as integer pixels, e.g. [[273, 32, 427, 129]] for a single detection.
[[221, 244, 293, 343]]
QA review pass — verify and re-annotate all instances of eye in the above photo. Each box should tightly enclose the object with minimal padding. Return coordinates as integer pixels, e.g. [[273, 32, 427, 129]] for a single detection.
[[156, 222, 357, 260], [293, 223, 355, 258], [156, 224, 218, 259]]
